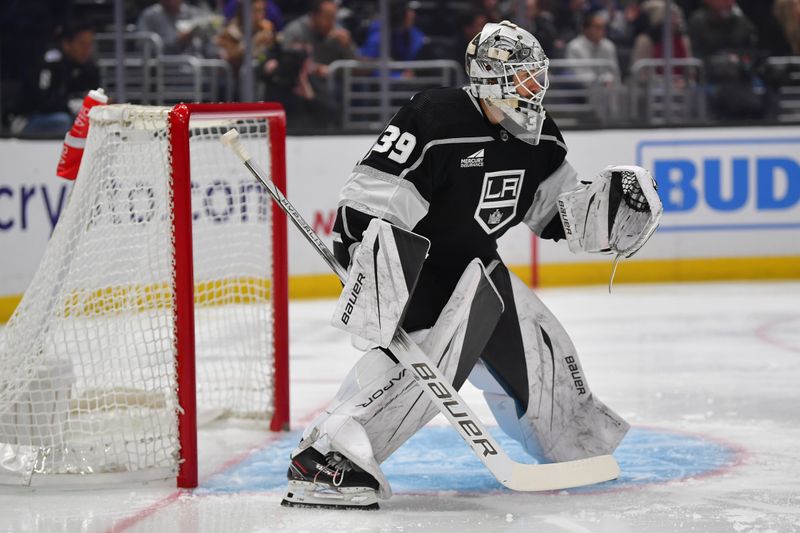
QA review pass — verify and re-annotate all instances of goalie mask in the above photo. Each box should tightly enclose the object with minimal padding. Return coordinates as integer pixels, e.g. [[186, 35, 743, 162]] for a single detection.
[[466, 21, 549, 145]]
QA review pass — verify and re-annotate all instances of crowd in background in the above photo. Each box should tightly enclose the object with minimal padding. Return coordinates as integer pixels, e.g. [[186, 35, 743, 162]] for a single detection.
[[1, 0, 799, 136]]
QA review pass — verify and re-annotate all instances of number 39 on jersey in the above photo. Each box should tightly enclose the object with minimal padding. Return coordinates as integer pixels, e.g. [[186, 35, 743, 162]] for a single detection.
[[372, 125, 417, 164]]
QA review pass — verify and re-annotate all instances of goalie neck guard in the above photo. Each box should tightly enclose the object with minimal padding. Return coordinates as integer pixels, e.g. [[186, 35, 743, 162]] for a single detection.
[[465, 21, 550, 145]]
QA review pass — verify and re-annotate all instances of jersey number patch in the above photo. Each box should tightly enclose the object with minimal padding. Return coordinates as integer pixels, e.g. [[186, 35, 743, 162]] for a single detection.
[[372, 125, 417, 164], [474, 170, 525, 234]]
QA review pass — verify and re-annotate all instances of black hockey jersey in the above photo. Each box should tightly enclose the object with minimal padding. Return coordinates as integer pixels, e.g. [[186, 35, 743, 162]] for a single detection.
[[332, 87, 579, 330], [16, 49, 100, 116]]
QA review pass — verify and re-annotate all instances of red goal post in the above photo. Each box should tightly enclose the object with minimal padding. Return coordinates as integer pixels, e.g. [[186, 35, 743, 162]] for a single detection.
[[170, 103, 289, 488]]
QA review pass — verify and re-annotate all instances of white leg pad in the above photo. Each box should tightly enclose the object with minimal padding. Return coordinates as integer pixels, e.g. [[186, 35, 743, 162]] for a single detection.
[[469, 360, 548, 462], [295, 259, 503, 499], [469, 270, 629, 463]]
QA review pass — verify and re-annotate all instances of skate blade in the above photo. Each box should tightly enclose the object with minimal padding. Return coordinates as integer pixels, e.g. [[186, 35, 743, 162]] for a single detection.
[[280, 499, 379, 511], [281, 480, 379, 510]]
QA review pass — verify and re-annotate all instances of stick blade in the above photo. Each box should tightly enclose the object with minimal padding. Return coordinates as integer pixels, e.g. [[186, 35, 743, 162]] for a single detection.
[[505, 454, 620, 492]]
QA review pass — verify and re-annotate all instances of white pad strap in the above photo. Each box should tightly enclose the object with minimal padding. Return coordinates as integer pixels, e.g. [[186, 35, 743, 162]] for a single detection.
[[557, 165, 663, 258], [332, 219, 429, 347]]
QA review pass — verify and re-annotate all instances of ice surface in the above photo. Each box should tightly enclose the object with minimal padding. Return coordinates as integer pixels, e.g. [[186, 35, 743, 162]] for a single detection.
[[1, 281, 799, 533]]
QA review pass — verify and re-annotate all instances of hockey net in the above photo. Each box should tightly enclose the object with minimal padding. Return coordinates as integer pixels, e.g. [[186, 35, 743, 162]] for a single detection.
[[0, 103, 288, 487]]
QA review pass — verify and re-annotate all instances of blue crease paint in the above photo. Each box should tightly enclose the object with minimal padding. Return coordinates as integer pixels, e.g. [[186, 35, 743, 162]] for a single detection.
[[197, 426, 740, 495]]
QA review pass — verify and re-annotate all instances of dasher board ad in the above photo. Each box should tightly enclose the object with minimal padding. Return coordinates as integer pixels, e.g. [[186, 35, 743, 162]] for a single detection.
[[639, 136, 800, 232], [2, 126, 800, 299]]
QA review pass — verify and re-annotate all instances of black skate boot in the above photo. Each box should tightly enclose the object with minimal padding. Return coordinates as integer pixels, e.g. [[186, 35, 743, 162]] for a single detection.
[[280, 447, 380, 510]]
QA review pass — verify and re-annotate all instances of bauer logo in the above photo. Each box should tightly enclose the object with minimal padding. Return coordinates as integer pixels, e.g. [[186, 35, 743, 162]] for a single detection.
[[637, 137, 800, 231], [340, 272, 366, 325]]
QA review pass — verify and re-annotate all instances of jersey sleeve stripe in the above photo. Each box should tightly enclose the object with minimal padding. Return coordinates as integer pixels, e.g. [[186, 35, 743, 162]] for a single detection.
[[522, 159, 579, 234], [352, 164, 431, 213], [339, 199, 412, 230], [341, 208, 356, 240], [338, 168, 431, 230], [538, 134, 567, 153], [352, 164, 430, 209]]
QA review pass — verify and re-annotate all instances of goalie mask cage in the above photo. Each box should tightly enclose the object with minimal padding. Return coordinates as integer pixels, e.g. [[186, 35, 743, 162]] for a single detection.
[[0, 103, 289, 488]]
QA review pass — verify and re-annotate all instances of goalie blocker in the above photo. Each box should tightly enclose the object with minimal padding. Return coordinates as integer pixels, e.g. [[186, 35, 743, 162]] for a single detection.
[[333, 219, 430, 348]]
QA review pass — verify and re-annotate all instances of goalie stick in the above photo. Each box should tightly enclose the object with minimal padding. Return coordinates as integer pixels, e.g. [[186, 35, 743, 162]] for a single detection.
[[221, 129, 620, 492]]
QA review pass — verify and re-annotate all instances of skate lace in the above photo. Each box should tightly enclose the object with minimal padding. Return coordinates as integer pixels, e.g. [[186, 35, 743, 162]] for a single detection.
[[325, 452, 352, 487], [312, 468, 344, 486], [332, 466, 345, 487]]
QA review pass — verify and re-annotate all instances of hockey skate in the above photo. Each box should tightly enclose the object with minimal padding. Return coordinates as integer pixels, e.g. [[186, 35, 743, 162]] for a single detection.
[[281, 447, 380, 510]]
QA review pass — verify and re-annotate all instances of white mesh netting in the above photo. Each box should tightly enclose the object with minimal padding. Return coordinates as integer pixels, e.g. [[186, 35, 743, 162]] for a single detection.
[[0, 105, 278, 484]]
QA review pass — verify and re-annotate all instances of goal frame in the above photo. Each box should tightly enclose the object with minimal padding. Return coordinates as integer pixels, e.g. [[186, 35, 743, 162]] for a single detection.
[[169, 102, 289, 488]]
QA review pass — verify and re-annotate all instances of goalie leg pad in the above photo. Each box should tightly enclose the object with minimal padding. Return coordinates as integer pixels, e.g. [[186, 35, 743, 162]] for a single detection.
[[296, 259, 503, 498], [470, 265, 630, 463], [332, 218, 430, 348]]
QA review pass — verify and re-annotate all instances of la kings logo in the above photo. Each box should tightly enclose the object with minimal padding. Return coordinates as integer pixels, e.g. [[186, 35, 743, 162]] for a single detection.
[[460, 148, 484, 168], [474, 170, 525, 234]]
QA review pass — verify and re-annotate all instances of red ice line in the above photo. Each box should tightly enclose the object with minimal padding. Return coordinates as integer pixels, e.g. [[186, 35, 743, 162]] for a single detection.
[[584, 424, 750, 497], [104, 404, 329, 533], [754, 316, 800, 354]]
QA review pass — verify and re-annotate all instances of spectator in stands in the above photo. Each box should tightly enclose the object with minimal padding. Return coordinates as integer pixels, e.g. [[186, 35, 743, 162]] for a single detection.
[[12, 22, 99, 138], [592, 0, 631, 45], [687, 0, 757, 60], [774, 0, 800, 55], [688, 0, 763, 118], [447, 11, 488, 64], [136, 0, 218, 56], [359, 0, 427, 66], [216, 0, 277, 73], [520, 0, 559, 57], [281, 0, 356, 77], [565, 9, 622, 85], [260, 42, 320, 131], [0, 0, 72, 130], [732, 2, 785, 56], [271, 0, 355, 131], [472, 0, 512, 23], [629, 0, 693, 81], [222, 0, 285, 31], [554, 0, 589, 46], [359, 1, 428, 62]]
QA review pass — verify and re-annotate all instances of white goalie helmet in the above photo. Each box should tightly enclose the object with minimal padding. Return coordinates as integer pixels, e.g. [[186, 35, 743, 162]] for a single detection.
[[466, 20, 549, 145]]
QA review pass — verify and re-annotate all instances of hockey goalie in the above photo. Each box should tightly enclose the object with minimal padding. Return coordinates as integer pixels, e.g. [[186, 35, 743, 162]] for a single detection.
[[280, 21, 663, 510]]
